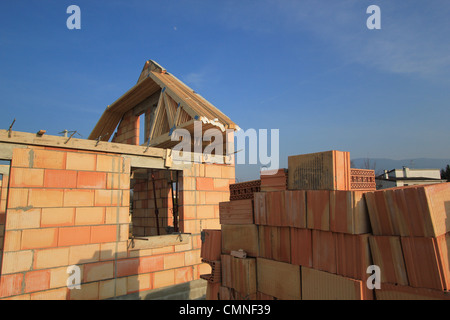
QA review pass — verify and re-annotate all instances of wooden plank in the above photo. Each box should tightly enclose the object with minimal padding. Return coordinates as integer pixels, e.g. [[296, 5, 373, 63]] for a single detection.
[[89, 77, 160, 140], [163, 92, 176, 127], [0, 143, 25, 160], [149, 93, 166, 141], [0, 130, 166, 159], [127, 234, 191, 250], [222, 224, 258, 257], [133, 91, 160, 116], [0, 165, 10, 175], [148, 72, 200, 121], [256, 257, 301, 300]]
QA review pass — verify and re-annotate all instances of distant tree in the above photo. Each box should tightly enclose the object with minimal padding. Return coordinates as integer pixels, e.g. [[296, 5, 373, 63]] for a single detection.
[[363, 158, 376, 171], [441, 165, 450, 182]]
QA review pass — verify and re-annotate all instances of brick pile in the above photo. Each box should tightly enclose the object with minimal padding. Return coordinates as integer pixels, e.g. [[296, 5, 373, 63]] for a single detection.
[[366, 183, 450, 299], [201, 150, 450, 300]]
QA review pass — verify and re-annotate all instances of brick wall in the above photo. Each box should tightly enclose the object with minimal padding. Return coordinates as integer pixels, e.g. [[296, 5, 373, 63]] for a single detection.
[[0, 173, 8, 271], [112, 110, 140, 145], [0, 146, 235, 300], [131, 170, 175, 237]]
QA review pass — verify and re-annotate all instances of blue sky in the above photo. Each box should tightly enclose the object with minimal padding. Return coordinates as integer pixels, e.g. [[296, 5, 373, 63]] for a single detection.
[[1, 1, 450, 180]]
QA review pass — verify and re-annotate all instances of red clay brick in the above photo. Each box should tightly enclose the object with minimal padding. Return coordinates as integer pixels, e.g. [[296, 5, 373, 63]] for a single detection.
[[44, 169, 77, 188], [66, 152, 96, 171], [24, 270, 51, 293], [75, 207, 105, 225], [58, 226, 91, 247], [330, 191, 371, 234], [153, 269, 175, 289], [96, 155, 123, 173], [196, 177, 214, 191], [307, 190, 330, 231], [213, 178, 231, 192], [290, 228, 312, 267], [164, 252, 186, 269], [33, 149, 66, 170], [401, 234, 450, 291], [254, 192, 267, 225], [106, 173, 130, 190], [90, 225, 117, 243], [138, 255, 164, 274], [336, 233, 372, 281], [77, 171, 107, 189], [116, 258, 139, 277], [285, 190, 307, 228], [312, 230, 337, 274], [6, 188, 28, 209], [28, 189, 64, 208], [21, 228, 58, 249], [266, 191, 286, 226], [10, 168, 44, 188], [200, 229, 222, 261], [369, 235, 408, 286], [258, 226, 291, 263], [0, 273, 24, 298], [175, 267, 194, 284], [94, 189, 120, 206], [64, 190, 95, 207], [83, 262, 114, 283], [41, 208, 75, 227]]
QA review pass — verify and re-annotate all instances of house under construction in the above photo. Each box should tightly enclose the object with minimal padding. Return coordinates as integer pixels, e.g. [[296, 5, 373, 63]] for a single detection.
[[0, 60, 237, 300], [0, 60, 450, 301]]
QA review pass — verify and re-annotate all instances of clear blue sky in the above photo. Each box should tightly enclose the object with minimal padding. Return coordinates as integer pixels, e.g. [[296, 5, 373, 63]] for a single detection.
[[1, 1, 449, 180]]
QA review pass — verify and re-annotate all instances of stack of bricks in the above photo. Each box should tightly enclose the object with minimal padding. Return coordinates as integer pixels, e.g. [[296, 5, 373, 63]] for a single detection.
[[365, 183, 450, 299], [199, 229, 222, 299], [260, 169, 287, 192], [202, 150, 379, 300], [201, 150, 450, 300], [229, 180, 261, 201]]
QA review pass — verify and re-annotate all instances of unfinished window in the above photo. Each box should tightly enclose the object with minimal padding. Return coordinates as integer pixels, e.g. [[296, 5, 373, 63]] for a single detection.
[[129, 168, 181, 238]]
